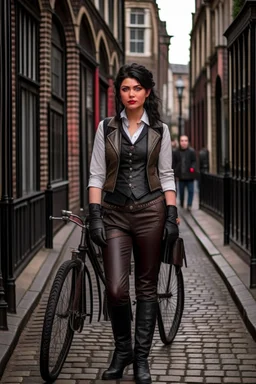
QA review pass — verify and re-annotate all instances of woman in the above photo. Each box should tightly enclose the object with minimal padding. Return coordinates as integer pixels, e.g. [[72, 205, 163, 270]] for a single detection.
[[88, 63, 178, 384]]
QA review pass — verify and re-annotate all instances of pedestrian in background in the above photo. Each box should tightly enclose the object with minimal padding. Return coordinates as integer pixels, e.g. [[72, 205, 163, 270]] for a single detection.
[[172, 135, 197, 211], [88, 63, 179, 384]]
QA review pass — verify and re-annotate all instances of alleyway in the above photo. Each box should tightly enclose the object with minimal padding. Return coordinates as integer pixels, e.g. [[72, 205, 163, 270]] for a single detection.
[[1, 221, 256, 384]]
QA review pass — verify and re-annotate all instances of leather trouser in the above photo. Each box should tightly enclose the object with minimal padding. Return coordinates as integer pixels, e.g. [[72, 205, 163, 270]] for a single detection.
[[102, 198, 166, 305]]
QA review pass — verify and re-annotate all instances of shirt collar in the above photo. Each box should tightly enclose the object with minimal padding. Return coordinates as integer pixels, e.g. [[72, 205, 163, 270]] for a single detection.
[[120, 109, 149, 127]]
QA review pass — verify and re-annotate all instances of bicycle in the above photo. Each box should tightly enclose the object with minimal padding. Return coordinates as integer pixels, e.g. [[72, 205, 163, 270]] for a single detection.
[[40, 209, 186, 382]]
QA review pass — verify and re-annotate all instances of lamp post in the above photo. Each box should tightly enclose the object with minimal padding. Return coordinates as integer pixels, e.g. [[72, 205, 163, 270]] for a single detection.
[[175, 77, 185, 137]]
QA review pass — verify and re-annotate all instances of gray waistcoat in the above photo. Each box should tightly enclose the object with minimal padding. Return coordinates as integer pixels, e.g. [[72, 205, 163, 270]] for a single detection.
[[104, 126, 162, 205]]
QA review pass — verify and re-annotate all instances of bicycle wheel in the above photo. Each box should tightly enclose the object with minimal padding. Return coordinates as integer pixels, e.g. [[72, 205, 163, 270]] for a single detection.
[[82, 263, 93, 325], [40, 259, 81, 382], [87, 237, 106, 321], [157, 263, 184, 345]]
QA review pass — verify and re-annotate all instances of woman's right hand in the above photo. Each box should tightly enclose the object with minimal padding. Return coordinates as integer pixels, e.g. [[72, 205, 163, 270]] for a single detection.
[[89, 204, 107, 247]]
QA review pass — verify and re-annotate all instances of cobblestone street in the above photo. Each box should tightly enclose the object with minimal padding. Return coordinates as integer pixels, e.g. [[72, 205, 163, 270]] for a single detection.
[[1, 221, 256, 384]]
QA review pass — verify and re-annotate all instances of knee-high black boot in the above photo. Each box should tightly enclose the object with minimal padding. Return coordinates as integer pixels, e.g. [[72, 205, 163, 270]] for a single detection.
[[133, 300, 158, 384], [102, 302, 134, 380]]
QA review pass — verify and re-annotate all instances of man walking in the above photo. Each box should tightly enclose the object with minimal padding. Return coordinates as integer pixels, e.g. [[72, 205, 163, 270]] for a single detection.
[[172, 135, 197, 211]]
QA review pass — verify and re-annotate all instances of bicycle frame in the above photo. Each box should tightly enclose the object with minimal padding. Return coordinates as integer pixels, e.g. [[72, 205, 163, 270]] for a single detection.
[[50, 210, 107, 328]]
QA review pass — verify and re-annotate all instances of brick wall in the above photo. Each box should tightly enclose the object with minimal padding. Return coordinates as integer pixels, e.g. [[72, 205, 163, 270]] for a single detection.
[[65, 26, 80, 211], [108, 78, 115, 117], [39, 9, 52, 190], [9, 0, 124, 211]]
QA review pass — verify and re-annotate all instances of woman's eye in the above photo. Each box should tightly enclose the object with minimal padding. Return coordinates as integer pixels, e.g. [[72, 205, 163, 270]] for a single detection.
[[134, 87, 142, 91]]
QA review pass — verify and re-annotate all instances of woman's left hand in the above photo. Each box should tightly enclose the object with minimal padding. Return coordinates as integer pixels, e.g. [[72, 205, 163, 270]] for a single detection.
[[163, 205, 179, 244]]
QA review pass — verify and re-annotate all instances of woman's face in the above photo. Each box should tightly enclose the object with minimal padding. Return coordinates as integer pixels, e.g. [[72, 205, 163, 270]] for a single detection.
[[119, 77, 150, 112]]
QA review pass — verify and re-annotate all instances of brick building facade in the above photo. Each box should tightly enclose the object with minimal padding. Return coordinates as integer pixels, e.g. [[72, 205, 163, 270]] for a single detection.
[[0, 0, 125, 317], [189, 0, 232, 171], [124, 0, 171, 122]]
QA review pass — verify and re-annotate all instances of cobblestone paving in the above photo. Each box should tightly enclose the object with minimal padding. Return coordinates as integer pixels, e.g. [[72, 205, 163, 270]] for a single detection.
[[1, 221, 256, 384]]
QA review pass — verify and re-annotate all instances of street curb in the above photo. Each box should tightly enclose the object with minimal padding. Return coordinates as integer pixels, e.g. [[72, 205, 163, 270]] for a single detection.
[[181, 210, 256, 342], [0, 222, 76, 378]]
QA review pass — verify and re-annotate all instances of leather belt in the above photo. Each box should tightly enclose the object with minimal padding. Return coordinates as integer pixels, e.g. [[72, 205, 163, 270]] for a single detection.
[[102, 195, 165, 213]]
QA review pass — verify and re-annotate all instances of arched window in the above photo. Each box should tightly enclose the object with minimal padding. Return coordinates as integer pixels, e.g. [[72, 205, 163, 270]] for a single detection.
[[17, 1, 40, 196], [50, 18, 66, 183]]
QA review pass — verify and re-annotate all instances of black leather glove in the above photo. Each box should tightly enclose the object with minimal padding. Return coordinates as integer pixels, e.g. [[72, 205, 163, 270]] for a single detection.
[[163, 205, 179, 244], [162, 205, 179, 263], [89, 204, 107, 247]]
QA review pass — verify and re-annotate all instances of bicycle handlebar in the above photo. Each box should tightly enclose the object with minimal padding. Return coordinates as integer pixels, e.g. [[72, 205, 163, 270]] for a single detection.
[[49, 209, 86, 228]]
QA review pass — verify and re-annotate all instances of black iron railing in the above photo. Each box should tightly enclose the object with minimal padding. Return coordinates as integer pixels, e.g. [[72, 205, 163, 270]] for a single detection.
[[0, 192, 45, 315], [199, 173, 224, 221], [45, 181, 69, 249], [199, 162, 231, 246]]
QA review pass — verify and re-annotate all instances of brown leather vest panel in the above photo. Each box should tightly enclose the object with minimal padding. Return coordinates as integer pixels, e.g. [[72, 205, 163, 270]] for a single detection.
[[103, 118, 162, 193]]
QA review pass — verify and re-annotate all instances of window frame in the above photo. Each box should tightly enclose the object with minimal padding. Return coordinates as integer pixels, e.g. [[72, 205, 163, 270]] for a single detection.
[[49, 16, 67, 184], [128, 8, 146, 55], [108, 0, 114, 32], [16, 2, 40, 197], [79, 58, 95, 207]]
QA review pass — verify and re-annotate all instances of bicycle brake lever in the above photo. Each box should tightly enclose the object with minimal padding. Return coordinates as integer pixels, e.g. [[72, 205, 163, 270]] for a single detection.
[[61, 210, 72, 217]]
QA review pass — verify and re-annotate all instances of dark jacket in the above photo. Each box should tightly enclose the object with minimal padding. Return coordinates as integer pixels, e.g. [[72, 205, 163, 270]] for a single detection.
[[103, 117, 163, 193], [172, 147, 197, 180]]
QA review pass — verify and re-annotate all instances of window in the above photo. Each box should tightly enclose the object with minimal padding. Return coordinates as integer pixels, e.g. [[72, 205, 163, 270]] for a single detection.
[[108, 0, 114, 32], [118, 0, 124, 44], [51, 22, 63, 98], [50, 20, 66, 183], [99, 0, 104, 17], [17, 5, 39, 196], [21, 89, 37, 194], [80, 62, 94, 207], [100, 84, 107, 121], [130, 8, 145, 53]]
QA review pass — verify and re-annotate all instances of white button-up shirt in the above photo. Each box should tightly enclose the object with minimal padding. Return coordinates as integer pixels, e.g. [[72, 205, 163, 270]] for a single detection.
[[88, 110, 176, 192]]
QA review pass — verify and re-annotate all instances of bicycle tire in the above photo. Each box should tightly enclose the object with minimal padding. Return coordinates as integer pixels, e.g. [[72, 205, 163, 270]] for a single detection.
[[40, 259, 81, 382], [157, 263, 184, 345], [83, 263, 93, 324], [87, 238, 106, 321]]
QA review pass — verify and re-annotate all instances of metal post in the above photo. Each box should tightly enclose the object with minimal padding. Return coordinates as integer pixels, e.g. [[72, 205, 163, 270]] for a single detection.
[[45, 186, 53, 249], [0, 0, 12, 330], [45, 104, 53, 249], [250, 21, 256, 288], [223, 160, 231, 245], [250, 178, 256, 288], [178, 95, 183, 137], [175, 77, 184, 138]]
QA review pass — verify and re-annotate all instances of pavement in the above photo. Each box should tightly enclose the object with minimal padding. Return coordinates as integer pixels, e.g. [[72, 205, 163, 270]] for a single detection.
[[0, 221, 76, 377], [0, 190, 256, 383], [179, 190, 256, 341]]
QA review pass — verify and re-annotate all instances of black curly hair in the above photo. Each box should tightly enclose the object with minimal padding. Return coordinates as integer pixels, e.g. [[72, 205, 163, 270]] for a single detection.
[[114, 63, 162, 126]]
